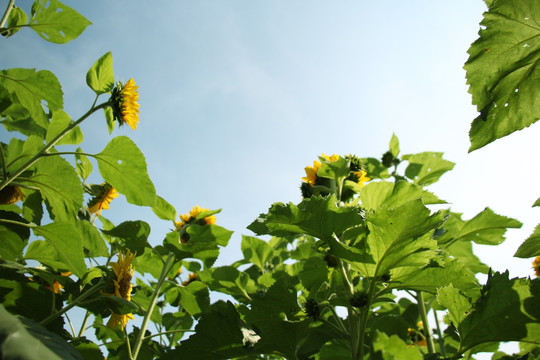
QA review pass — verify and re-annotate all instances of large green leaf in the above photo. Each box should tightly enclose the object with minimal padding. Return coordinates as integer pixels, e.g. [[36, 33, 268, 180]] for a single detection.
[[0, 210, 30, 260], [167, 281, 210, 317], [0, 68, 63, 129], [0, 305, 83, 360], [29, 0, 91, 44], [45, 110, 83, 145], [372, 332, 423, 360], [458, 272, 540, 352], [2, 6, 28, 38], [360, 180, 446, 210], [76, 221, 109, 257], [86, 52, 114, 95], [96, 136, 156, 207], [5, 136, 43, 172], [151, 195, 176, 221], [457, 207, 522, 245], [437, 284, 473, 327], [465, 0, 540, 151], [514, 223, 540, 258], [402, 152, 455, 186], [29, 154, 83, 221], [29, 222, 87, 277], [248, 195, 364, 240], [198, 266, 257, 302], [358, 199, 444, 278], [101, 220, 150, 255], [241, 235, 274, 271]]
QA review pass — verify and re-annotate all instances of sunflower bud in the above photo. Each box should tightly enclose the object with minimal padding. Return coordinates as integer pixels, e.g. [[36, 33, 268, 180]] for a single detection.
[[349, 291, 369, 308]]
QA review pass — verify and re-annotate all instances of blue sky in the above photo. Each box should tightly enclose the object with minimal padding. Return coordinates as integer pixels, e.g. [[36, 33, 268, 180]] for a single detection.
[[2, 0, 540, 281]]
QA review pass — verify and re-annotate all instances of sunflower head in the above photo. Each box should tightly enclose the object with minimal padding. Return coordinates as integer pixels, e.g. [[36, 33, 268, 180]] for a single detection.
[[107, 249, 136, 330], [0, 185, 25, 204], [175, 206, 217, 243], [110, 78, 140, 130], [87, 183, 119, 216], [353, 170, 371, 187], [533, 256, 540, 277], [301, 153, 340, 186]]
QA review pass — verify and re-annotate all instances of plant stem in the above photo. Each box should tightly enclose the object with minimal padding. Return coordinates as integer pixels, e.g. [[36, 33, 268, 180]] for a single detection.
[[338, 259, 359, 360], [78, 311, 91, 338], [142, 329, 196, 341], [0, 0, 15, 28], [416, 291, 436, 354], [0, 145, 7, 177], [131, 252, 175, 360], [433, 310, 447, 357], [40, 281, 104, 326], [0, 101, 110, 191], [357, 279, 377, 360], [0, 218, 36, 228]]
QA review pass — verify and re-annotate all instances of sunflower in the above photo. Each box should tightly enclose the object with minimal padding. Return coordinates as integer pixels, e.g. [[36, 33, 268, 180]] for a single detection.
[[301, 153, 340, 185], [0, 185, 25, 204], [88, 183, 119, 215], [533, 256, 540, 277], [111, 78, 140, 130], [354, 170, 371, 187], [175, 206, 217, 243], [107, 249, 136, 330]]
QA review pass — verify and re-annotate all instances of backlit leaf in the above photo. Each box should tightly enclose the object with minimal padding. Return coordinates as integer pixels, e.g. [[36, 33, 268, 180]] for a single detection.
[[0, 210, 30, 260], [402, 152, 455, 186], [86, 52, 114, 95], [96, 136, 156, 207], [514, 223, 540, 258], [360, 180, 446, 210], [29, 0, 91, 44], [241, 235, 274, 270], [465, 0, 540, 151], [46, 110, 83, 145]]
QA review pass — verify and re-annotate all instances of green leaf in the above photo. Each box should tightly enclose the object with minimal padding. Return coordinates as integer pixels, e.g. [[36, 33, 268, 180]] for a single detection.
[[76, 221, 109, 257], [0, 305, 83, 360], [198, 266, 257, 302], [514, 223, 540, 258], [533, 197, 540, 208], [29, 154, 83, 221], [86, 52, 114, 95], [29, 0, 92, 44], [30, 222, 87, 277], [437, 284, 473, 327], [96, 136, 156, 207], [71, 339, 104, 360], [3, 6, 28, 37], [457, 207, 522, 245], [317, 156, 350, 181], [389, 133, 400, 157], [177, 281, 210, 317], [5, 136, 42, 172], [152, 195, 176, 221], [298, 256, 328, 293], [101, 220, 150, 255], [248, 195, 364, 240], [465, 0, 540, 151], [241, 235, 274, 270], [359, 199, 444, 278], [0, 68, 63, 129], [104, 107, 115, 134], [163, 301, 250, 360], [46, 109, 83, 145], [458, 272, 540, 351], [45, 110, 84, 145], [22, 191, 43, 225], [372, 332, 423, 360], [360, 180, 446, 210], [402, 152, 455, 186], [75, 148, 92, 181], [0, 210, 30, 260]]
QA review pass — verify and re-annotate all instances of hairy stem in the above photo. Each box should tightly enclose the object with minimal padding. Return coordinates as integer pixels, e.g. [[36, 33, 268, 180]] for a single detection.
[[0, 0, 15, 28], [416, 291, 436, 354], [131, 252, 175, 359]]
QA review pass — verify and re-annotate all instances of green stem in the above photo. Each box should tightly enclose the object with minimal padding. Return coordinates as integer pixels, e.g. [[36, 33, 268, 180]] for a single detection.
[[0, 101, 110, 191], [357, 279, 377, 360], [416, 291, 436, 354], [142, 329, 195, 341], [0, 0, 15, 28], [125, 327, 134, 360], [433, 310, 446, 357], [0, 145, 7, 177], [40, 281, 104, 326], [0, 218, 36, 228], [78, 311, 91, 338], [65, 312, 76, 338], [327, 304, 348, 335], [338, 259, 360, 360], [131, 252, 175, 360]]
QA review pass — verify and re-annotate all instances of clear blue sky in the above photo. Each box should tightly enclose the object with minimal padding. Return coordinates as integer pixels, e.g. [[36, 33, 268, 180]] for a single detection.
[[2, 0, 540, 280]]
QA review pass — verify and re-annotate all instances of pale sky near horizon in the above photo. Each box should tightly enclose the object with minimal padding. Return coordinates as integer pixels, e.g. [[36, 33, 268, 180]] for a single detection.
[[2, 0, 540, 284]]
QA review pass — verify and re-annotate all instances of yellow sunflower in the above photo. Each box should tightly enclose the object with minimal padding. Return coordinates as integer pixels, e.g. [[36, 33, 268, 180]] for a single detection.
[[354, 170, 371, 187], [175, 206, 217, 243], [301, 153, 340, 185], [88, 183, 119, 215], [111, 78, 140, 130], [107, 249, 136, 330], [533, 256, 540, 277], [0, 185, 25, 204]]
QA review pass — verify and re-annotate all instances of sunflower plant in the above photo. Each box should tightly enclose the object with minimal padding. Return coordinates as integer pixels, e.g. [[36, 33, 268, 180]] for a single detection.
[[1, 0, 540, 360]]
